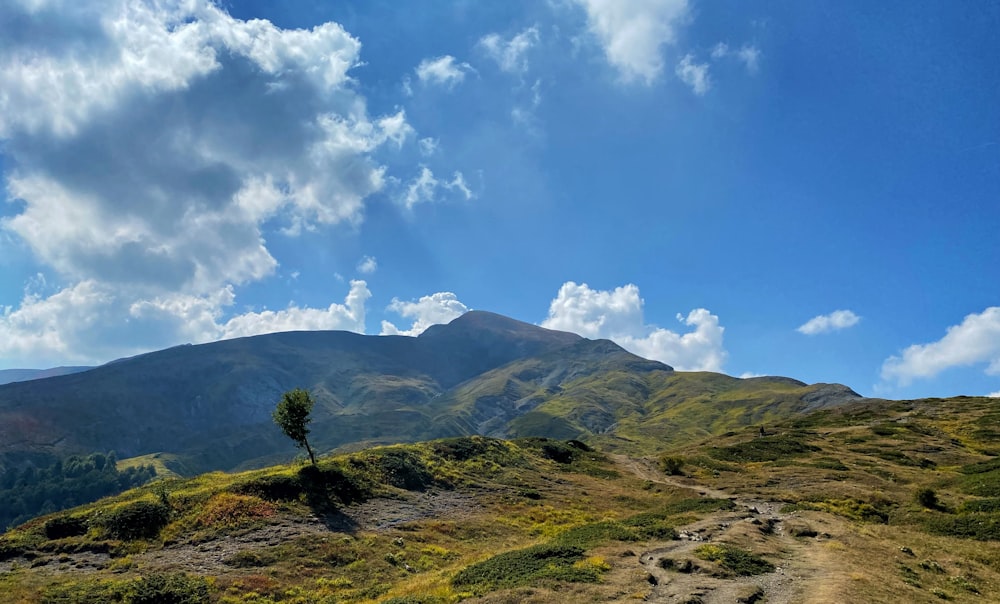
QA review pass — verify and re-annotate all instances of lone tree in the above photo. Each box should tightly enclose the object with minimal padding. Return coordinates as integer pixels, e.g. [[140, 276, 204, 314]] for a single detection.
[[273, 388, 318, 465]]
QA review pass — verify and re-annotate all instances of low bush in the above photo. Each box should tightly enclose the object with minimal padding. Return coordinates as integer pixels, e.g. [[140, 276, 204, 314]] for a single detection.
[[452, 544, 596, 592], [708, 435, 820, 463], [231, 474, 302, 502], [659, 456, 685, 475], [960, 498, 1000, 513], [432, 437, 494, 461], [694, 543, 775, 576], [782, 498, 889, 523], [663, 498, 736, 515], [924, 514, 1000, 541], [196, 493, 275, 527], [359, 449, 434, 491], [41, 573, 209, 604], [127, 573, 209, 604], [44, 515, 88, 539], [916, 488, 941, 510], [97, 500, 170, 540], [540, 442, 579, 464]]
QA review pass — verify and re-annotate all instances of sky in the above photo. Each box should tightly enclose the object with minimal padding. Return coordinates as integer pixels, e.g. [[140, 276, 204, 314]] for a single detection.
[[0, 0, 998, 400]]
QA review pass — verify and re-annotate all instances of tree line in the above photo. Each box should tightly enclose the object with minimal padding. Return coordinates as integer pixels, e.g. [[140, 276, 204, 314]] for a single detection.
[[0, 452, 156, 531]]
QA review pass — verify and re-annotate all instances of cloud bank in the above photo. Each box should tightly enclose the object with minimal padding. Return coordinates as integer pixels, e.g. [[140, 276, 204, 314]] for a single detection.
[[541, 281, 726, 371], [0, 0, 412, 365]]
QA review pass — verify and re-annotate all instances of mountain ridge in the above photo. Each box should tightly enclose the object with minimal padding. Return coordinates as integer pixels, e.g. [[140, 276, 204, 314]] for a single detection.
[[0, 311, 860, 475]]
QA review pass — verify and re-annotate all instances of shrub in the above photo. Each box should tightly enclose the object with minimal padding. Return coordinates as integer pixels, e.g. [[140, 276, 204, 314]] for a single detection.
[[659, 456, 685, 476], [126, 573, 209, 604], [924, 514, 1000, 541], [916, 488, 940, 510], [196, 493, 275, 527], [231, 474, 303, 502], [540, 442, 578, 464], [694, 543, 775, 576], [98, 500, 170, 540], [44, 515, 88, 539], [452, 544, 593, 591], [960, 498, 1000, 513], [708, 435, 820, 463], [361, 449, 434, 491], [432, 437, 493, 461]]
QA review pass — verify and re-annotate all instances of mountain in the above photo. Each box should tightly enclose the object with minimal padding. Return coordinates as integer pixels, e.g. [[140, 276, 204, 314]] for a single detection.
[[0, 311, 860, 474], [0, 366, 92, 386]]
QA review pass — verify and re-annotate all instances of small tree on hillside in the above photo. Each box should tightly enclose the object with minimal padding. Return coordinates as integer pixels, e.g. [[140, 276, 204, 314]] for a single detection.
[[273, 388, 318, 465]]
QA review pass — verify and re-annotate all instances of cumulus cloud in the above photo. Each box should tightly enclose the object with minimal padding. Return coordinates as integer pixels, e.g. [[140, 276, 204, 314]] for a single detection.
[[356, 256, 378, 275], [572, 0, 688, 84], [402, 167, 473, 209], [797, 310, 861, 335], [541, 282, 726, 371], [881, 307, 1000, 386], [380, 292, 469, 337], [0, 0, 416, 365], [675, 54, 710, 95], [479, 26, 540, 74], [988, 391, 1000, 398], [415, 55, 474, 89]]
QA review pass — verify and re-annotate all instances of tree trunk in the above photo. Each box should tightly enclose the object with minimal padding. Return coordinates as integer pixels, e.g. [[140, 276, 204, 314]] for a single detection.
[[305, 440, 317, 466]]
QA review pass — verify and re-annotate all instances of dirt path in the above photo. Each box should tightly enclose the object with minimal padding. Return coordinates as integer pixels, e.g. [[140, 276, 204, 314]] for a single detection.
[[611, 455, 846, 604]]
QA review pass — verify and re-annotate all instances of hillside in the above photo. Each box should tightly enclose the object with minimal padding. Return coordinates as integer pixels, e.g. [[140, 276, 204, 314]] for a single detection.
[[1, 394, 998, 603], [0, 367, 92, 386], [0, 311, 859, 476]]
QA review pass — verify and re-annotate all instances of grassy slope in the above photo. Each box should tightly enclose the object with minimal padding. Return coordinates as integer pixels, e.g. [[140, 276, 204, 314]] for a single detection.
[[3, 396, 998, 603]]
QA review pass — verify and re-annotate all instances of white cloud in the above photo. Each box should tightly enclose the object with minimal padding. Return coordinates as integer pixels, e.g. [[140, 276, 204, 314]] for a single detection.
[[0, 1, 415, 365], [0, 278, 370, 366], [737, 45, 761, 73], [418, 137, 439, 156], [217, 280, 369, 339], [881, 307, 1000, 386], [479, 26, 540, 74], [711, 42, 729, 60], [380, 292, 469, 337], [415, 55, 473, 89], [675, 54, 710, 95], [356, 255, 378, 275], [708, 42, 761, 74], [541, 281, 726, 371], [988, 391, 1000, 398], [797, 310, 861, 335], [403, 167, 473, 209], [572, 0, 689, 84], [739, 371, 765, 379]]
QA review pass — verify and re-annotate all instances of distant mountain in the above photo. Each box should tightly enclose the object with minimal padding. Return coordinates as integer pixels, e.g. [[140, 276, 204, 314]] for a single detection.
[[0, 311, 861, 474], [0, 366, 92, 386]]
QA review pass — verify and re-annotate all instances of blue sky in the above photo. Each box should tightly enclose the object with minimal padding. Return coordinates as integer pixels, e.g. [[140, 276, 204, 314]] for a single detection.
[[1, 0, 998, 400]]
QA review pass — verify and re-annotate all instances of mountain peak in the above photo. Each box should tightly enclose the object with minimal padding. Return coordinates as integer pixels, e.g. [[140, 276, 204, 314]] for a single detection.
[[420, 310, 579, 341]]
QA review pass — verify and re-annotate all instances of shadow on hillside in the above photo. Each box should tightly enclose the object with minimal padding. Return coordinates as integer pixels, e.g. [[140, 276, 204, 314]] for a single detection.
[[298, 465, 367, 534]]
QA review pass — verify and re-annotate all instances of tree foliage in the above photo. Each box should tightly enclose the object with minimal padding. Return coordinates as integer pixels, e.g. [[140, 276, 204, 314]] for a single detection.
[[273, 388, 318, 465], [0, 452, 155, 531]]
